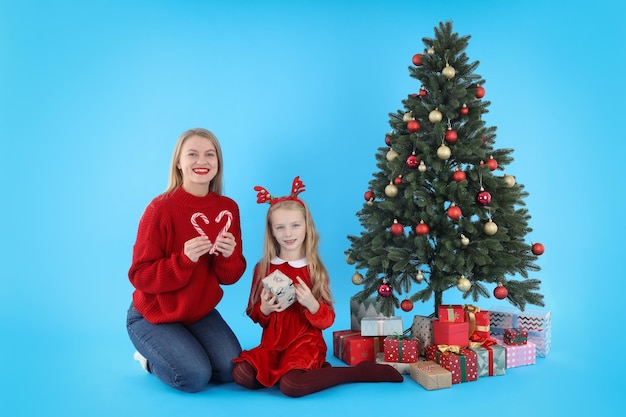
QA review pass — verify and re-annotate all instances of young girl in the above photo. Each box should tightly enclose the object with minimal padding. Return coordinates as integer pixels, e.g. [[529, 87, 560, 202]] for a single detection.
[[232, 176, 403, 397], [127, 128, 246, 393]]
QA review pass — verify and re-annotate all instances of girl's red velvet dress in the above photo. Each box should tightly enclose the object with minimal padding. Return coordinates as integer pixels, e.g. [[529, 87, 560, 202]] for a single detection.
[[234, 258, 335, 387]]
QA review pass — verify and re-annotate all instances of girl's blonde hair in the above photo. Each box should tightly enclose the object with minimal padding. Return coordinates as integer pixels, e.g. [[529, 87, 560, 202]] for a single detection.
[[165, 128, 224, 195], [247, 200, 333, 314]]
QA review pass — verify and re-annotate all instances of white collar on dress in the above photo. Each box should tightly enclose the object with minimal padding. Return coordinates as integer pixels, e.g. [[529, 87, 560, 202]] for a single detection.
[[270, 257, 308, 268]]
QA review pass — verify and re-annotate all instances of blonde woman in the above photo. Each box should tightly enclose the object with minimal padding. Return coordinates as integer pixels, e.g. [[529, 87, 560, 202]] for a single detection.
[[127, 128, 246, 392]]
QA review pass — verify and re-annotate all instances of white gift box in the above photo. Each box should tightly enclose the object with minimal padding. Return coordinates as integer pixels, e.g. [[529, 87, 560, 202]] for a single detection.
[[350, 296, 391, 331], [361, 316, 403, 336], [262, 270, 296, 308]]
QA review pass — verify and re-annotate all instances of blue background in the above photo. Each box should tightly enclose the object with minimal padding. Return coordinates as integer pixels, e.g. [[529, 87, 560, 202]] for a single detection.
[[1, 0, 623, 415]]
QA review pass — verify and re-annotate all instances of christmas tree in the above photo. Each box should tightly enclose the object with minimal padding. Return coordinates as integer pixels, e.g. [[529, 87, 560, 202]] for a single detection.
[[346, 21, 545, 318]]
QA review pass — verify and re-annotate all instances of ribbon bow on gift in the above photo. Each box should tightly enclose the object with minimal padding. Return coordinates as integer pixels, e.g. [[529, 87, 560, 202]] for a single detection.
[[437, 344, 461, 354], [464, 304, 489, 340], [469, 337, 497, 349]]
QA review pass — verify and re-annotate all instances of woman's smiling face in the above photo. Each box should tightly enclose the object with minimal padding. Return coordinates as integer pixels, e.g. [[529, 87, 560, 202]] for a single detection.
[[177, 134, 219, 196]]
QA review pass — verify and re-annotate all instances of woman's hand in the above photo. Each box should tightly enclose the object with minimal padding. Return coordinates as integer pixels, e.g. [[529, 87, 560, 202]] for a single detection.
[[212, 231, 237, 258], [294, 276, 320, 314], [259, 288, 287, 316], [184, 236, 213, 262]]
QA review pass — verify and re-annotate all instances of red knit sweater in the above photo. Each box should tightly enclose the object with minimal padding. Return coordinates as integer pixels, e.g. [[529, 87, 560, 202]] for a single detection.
[[128, 186, 246, 325]]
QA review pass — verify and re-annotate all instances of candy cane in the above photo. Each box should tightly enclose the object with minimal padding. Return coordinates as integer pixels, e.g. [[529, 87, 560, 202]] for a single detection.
[[209, 210, 233, 255], [190, 212, 210, 237]]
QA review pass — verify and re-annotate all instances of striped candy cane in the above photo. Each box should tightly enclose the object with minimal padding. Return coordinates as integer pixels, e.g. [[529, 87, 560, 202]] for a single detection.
[[209, 210, 233, 255], [190, 212, 210, 237]]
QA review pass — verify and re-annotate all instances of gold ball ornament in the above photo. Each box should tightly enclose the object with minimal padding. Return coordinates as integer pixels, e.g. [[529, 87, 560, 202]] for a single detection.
[[428, 108, 443, 123], [346, 254, 356, 265], [402, 111, 414, 122], [418, 160, 427, 172], [457, 275, 471, 292], [437, 144, 451, 160], [484, 220, 498, 236], [460, 234, 470, 246], [351, 271, 364, 285], [386, 149, 399, 161], [427, 46, 435, 56], [442, 64, 456, 79], [503, 174, 516, 188], [416, 270, 425, 282], [385, 182, 398, 197]]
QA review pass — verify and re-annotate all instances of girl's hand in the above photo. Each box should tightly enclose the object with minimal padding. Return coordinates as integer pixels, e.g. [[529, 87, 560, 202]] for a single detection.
[[294, 276, 320, 314], [184, 236, 213, 262], [212, 231, 236, 258], [259, 288, 287, 316]]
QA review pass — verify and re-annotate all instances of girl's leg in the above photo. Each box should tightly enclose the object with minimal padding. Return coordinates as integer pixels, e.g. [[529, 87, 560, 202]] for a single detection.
[[126, 304, 211, 393], [279, 361, 403, 397], [187, 309, 242, 383], [232, 360, 265, 390]]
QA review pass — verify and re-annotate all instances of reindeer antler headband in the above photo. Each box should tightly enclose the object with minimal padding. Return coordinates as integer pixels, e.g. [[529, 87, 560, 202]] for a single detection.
[[254, 176, 306, 206]]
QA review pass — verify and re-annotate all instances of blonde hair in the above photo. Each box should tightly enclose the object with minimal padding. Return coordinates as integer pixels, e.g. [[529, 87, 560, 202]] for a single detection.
[[165, 128, 224, 195], [247, 200, 333, 314]]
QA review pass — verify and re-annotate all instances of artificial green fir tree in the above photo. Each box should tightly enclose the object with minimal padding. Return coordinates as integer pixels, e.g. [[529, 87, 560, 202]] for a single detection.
[[346, 21, 545, 318]]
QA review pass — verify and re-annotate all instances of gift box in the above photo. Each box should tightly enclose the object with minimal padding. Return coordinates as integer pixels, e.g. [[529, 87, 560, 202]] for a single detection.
[[383, 335, 418, 363], [333, 330, 385, 365], [464, 304, 490, 341], [261, 270, 296, 308], [489, 306, 551, 357], [411, 315, 436, 357], [438, 304, 465, 323], [376, 352, 411, 374], [409, 360, 452, 390], [350, 296, 391, 331], [468, 340, 506, 377], [504, 328, 528, 345], [492, 336, 536, 368], [425, 345, 478, 384], [361, 316, 403, 336], [433, 320, 469, 347]]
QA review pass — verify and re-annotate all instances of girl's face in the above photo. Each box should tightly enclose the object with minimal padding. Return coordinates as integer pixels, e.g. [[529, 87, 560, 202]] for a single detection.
[[177, 135, 219, 196], [270, 207, 306, 260]]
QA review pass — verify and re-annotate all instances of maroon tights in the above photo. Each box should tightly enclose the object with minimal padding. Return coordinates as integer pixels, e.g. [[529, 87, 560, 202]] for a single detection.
[[232, 360, 403, 397]]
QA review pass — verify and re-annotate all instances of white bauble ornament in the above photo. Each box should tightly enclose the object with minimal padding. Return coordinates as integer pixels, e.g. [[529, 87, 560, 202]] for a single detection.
[[503, 174, 516, 188], [442, 64, 456, 79], [386, 149, 399, 161], [437, 144, 451, 160], [428, 108, 443, 123], [402, 111, 413, 122], [416, 270, 425, 282], [418, 160, 427, 172], [385, 182, 398, 197], [484, 220, 498, 236], [351, 271, 364, 285], [457, 275, 471, 292], [427, 46, 435, 56], [460, 234, 470, 246]]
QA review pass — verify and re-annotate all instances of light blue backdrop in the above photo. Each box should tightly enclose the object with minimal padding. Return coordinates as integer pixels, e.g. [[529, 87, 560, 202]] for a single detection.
[[1, 0, 623, 416]]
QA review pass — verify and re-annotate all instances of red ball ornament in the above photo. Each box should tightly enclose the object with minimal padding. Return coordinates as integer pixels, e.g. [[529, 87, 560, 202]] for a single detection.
[[364, 190, 374, 201], [385, 134, 392, 146], [494, 283, 508, 300], [447, 204, 462, 220], [393, 175, 403, 185], [412, 53, 423, 66], [415, 220, 429, 236], [452, 168, 466, 182], [475, 84, 485, 98], [406, 153, 419, 169], [531, 242, 545, 255], [390, 219, 404, 236], [407, 119, 420, 132], [444, 128, 458, 144], [419, 86, 427, 97], [378, 282, 393, 297], [486, 156, 498, 171], [460, 104, 469, 115], [476, 189, 492, 206], [401, 298, 414, 312]]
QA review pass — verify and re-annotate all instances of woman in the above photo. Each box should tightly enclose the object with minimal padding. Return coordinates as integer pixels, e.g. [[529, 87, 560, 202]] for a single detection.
[[127, 128, 246, 393]]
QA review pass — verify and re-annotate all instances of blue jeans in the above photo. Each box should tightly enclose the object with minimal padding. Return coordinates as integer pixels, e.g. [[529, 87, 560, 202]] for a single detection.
[[126, 304, 242, 393]]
